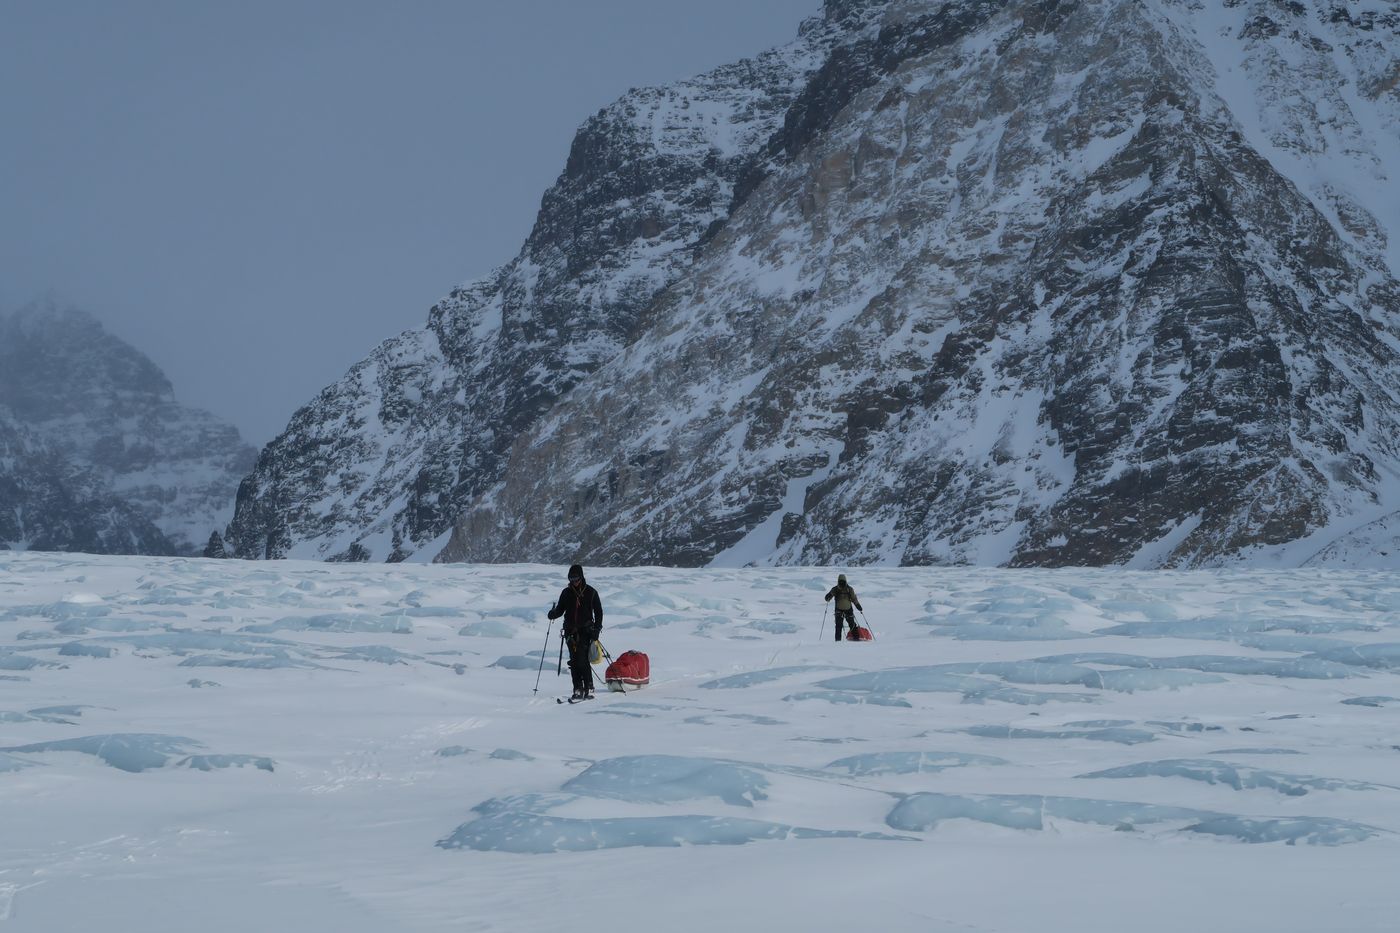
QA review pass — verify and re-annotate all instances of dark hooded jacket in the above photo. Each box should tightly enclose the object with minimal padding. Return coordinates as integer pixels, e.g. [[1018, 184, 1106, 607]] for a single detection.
[[549, 571, 603, 642]]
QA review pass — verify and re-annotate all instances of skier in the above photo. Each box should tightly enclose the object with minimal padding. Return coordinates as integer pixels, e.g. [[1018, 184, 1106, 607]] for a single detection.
[[824, 573, 863, 642], [548, 564, 604, 700]]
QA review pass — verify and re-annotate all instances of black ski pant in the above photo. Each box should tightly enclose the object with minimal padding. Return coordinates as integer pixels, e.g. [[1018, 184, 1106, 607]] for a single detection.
[[834, 608, 855, 641], [566, 633, 594, 693]]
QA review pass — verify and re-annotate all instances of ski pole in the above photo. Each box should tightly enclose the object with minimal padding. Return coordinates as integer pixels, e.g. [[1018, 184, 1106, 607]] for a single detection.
[[533, 611, 554, 695], [858, 608, 875, 640], [557, 629, 565, 675], [817, 602, 828, 637]]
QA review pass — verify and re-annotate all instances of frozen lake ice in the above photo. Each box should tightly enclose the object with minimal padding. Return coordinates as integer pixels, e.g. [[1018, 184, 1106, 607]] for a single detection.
[[1, 554, 1399, 931]]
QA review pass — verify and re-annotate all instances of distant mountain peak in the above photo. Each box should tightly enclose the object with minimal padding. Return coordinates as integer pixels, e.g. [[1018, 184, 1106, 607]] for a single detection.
[[0, 298, 255, 555]]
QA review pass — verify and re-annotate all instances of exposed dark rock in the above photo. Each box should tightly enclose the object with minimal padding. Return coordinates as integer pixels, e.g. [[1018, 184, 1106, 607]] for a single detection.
[[0, 412, 175, 555], [230, 0, 1400, 568]]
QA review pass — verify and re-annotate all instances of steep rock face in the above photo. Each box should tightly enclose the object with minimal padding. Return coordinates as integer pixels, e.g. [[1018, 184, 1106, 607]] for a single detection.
[[232, 0, 1400, 568], [225, 12, 857, 561], [1158, 0, 1400, 277], [0, 301, 256, 554], [440, 0, 1400, 568], [0, 410, 174, 555]]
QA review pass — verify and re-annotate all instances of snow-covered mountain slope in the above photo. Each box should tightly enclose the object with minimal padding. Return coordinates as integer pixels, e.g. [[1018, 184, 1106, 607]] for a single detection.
[[232, 0, 1400, 568], [1157, 0, 1400, 278], [224, 12, 856, 562], [0, 413, 172, 554], [0, 301, 256, 554], [2, 554, 1400, 932], [443, 0, 1400, 567]]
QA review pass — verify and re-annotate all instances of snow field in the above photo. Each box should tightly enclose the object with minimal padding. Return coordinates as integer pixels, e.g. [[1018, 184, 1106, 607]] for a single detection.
[[1, 554, 1399, 931]]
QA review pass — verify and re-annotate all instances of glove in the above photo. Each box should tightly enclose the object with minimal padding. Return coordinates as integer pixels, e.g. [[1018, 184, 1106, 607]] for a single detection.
[[589, 624, 602, 642]]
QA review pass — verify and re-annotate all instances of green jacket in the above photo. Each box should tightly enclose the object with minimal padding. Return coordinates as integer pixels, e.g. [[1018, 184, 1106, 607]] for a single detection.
[[824, 583, 861, 612]]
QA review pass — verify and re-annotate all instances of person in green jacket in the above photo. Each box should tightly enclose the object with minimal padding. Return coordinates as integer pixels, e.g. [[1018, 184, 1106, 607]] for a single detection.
[[824, 573, 863, 642]]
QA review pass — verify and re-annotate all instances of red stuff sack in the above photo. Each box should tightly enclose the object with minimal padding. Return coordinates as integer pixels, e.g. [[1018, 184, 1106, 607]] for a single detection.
[[846, 626, 873, 641], [605, 650, 650, 691]]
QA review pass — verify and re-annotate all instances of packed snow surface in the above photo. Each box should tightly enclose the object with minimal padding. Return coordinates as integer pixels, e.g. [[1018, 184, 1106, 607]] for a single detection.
[[2, 554, 1399, 931]]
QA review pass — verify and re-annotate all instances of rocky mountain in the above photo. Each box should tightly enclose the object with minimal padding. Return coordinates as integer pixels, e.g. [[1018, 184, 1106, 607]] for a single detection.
[[224, 9, 858, 561], [0, 412, 172, 555], [229, 0, 1400, 568], [0, 300, 257, 555]]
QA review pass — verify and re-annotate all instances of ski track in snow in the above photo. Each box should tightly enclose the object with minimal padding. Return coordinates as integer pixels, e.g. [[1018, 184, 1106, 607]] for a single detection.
[[1, 553, 1399, 931]]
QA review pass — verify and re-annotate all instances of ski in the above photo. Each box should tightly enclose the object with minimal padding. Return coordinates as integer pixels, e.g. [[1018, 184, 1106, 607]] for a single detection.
[[556, 694, 597, 704]]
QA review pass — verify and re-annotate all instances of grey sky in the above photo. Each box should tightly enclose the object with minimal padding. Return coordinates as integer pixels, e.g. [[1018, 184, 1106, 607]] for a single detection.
[[1, 0, 819, 445]]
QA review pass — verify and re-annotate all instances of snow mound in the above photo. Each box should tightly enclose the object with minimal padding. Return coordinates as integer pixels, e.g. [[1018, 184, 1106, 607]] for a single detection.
[[742, 620, 800, 635], [886, 793, 1381, 845], [1341, 696, 1400, 707], [437, 794, 911, 853], [240, 613, 413, 635], [701, 665, 848, 689], [88, 632, 303, 658], [1099, 618, 1379, 640], [783, 690, 913, 707], [177, 655, 322, 670], [1040, 652, 1356, 681], [563, 755, 770, 807], [922, 622, 1095, 642], [326, 646, 418, 665], [964, 725, 1159, 745], [0, 734, 204, 772], [0, 653, 53, 671], [821, 658, 1231, 697], [174, 754, 275, 772], [817, 667, 1095, 704], [1306, 644, 1400, 672], [921, 590, 1098, 640], [887, 792, 1206, 833], [401, 606, 459, 618], [824, 751, 1009, 776], [489, 749, 532, 761], [1185, 816, 1381, 846], [457, 621, 516, 638], [1076, 759, 1388, 796], [489, 655, 540, 670], [58, 642, 114, 658], [53, 616, 159, 635], [1144, 720, 1224, 734], [614, 612, 689, 629], [0, 706, 85, 724]]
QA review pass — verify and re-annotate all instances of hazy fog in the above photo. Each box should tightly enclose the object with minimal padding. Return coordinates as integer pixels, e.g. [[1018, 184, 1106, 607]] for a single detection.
[[1, 0, 819, 444]]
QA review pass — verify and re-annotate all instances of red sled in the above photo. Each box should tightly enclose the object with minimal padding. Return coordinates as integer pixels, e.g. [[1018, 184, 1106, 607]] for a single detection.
[[846, 626, 873, 641], [605, 650, 650, 691]]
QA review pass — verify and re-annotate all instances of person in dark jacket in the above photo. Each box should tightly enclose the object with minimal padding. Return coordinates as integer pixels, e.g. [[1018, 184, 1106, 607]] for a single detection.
[[824, 573, 863, 642], [548, 564, 604, 700]]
